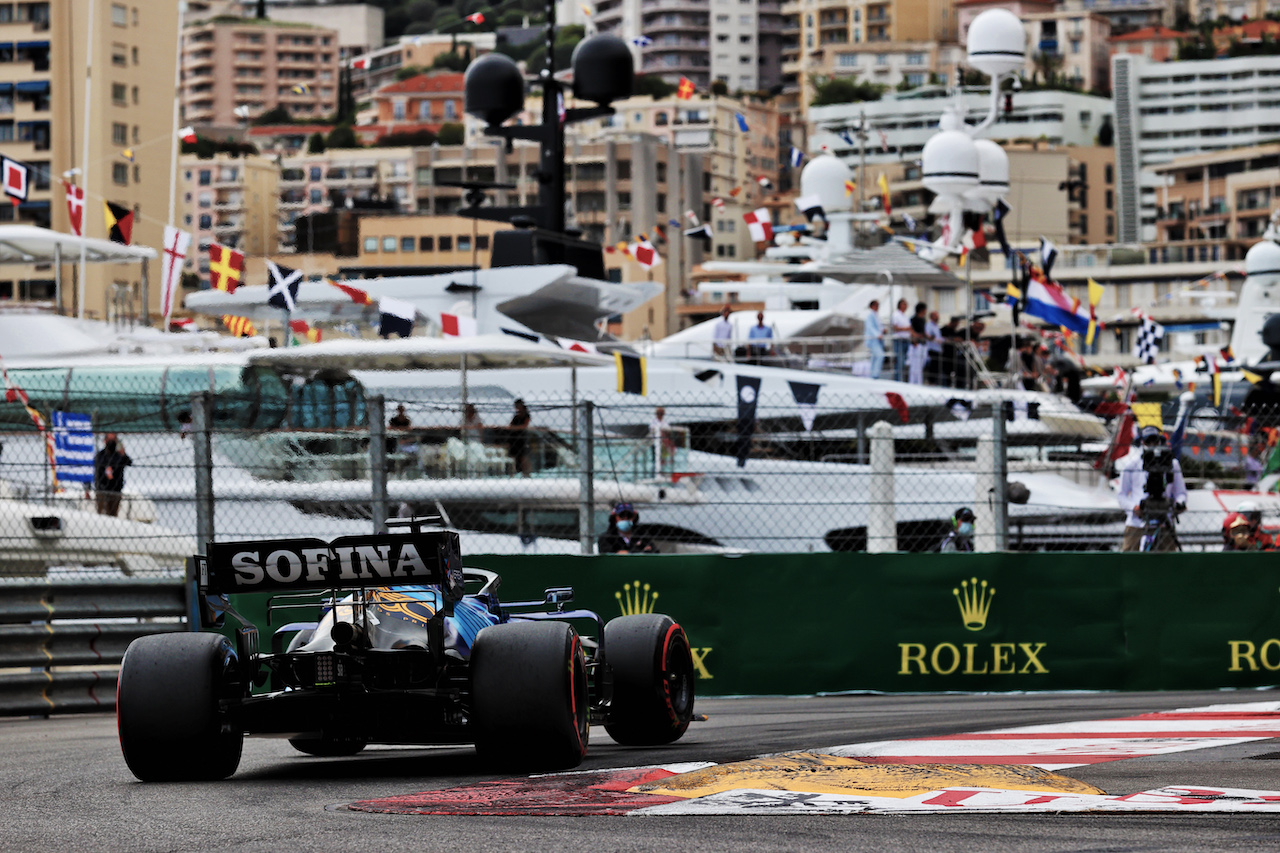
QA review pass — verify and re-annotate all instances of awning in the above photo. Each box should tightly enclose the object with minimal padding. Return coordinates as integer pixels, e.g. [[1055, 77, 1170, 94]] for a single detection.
[[15, 80, 49, 93], [0, 224, 155, 264], [16, 40, 48, 49]]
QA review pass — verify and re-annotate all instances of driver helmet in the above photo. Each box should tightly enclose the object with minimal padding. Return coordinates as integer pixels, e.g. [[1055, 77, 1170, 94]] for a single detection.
[[952, 507, 976, 536], [1140, 425, 1166, 446], [1237, 500, 1262, 528]]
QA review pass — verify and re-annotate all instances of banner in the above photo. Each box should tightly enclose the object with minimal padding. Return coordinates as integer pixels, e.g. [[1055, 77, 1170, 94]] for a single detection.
[[51, 411, 93, 484], [735, 375, 760, 467]]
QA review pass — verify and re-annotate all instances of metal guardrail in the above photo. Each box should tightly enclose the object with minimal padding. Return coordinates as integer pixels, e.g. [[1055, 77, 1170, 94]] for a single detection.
[[0, 578, 189, 717]]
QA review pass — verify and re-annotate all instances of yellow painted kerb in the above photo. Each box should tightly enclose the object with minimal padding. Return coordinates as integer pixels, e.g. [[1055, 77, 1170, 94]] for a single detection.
[[631, 752, 1103, 800]]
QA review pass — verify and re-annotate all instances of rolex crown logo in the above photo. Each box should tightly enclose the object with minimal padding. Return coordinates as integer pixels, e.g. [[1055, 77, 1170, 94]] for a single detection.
[[953, 577, 995, 631], [616, 580, 658, 615]]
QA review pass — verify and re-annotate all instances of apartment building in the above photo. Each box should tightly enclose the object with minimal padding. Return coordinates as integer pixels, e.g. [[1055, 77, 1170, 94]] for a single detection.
[[809, 87, 1111, 166], [181, 17, 339, 126], [277, 146, 415, 250], [178, 153, 279, 290], [366, 71, 464, 136], [1066, 144, 1118, 246], [0, 0, 178, 319], [1151, 144, 1280, 253], [591, 0, 785, 92], [255, 3, 384, 62], [956, 0, 1112, 93], [1112, 52, 1280, 242], [349, 34, 494, 99], [1108, 25, 1189, 63], [1060, 0, 1169, 36]]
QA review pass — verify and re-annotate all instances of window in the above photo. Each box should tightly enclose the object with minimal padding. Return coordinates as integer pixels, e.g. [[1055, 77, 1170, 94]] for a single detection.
[[309, 167, 322, 181], [419, 235, 434, 251], [1105, 189, 1113, 209], [309, 189, 322, 203], [198, 169, 210, 185], [199, 214, 211, 229], [363, 236, 378, 252], [876, 54, 888, 65], [476, 234, 489, 250], [111, 122, 127, 145], [906, 52, 924, 65], [400, 236, 414, 252], [457, 235, 471, 251], [132, 46, 138, 64], [111, 83, 127, 105], [1105, 163, 1114, 184], [382, 236, 396, 252], [439, 235, 453, 251], [112, 43, 127, 67], [111, 3, 126, 25], [0, 5, 12, 22], [417, 100, 430, 120], [393, 100, 405, 120], [198, 192, 211, 208], [111, 162, 128, 185], [838, 53, 858, 67], [444, 100, 457, 119], [133, 164, 139, 183], [131, 86, 138, 104], [1106, 214, 1114, 236]]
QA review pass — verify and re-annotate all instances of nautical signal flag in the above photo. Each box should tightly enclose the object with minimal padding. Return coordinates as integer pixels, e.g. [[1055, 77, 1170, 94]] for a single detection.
[[885, 391, 910, 424], [291, 84, 311, 95], [178, 126, 197, 144], [756, 175, 772, 190], [582, 3, 596, 17], [631, 34, 653, 47], [379, 296, 415, 338], [160, 225, 191, 329], [735, 112, 749, 132], [795, 194, 825, 222], [63, 181, 83, 235], [222, 314, 257, 337], [330, 280, 374, 305], [351, 56, 369, 70], [789, 146, 804, 168], [266, 260, 302, 312], [743, 207, 773, 243], [466, 12, 485, 23], [729, 186, 742, 197], [615, 351, 647, 396], [2, 156, 28, 204], [1086, 277, 1105, 346], [844, 179, 855, 197], [712, 197, 725, 211], [1040, 236, 1059, 280], [676, 77, 695, 99], [877, 172, 891, 214], [208, 242, 245, 293], [684, 223, 713, 248], [632, 235, 660, 269], [121, 148, 135, 162], [440, 312, 478, 337], [104, 201, 134, 245], [289, 319, 322, 343]]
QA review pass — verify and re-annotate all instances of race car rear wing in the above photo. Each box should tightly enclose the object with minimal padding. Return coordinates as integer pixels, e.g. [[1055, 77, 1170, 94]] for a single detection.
[[197, 530, 464, 599]]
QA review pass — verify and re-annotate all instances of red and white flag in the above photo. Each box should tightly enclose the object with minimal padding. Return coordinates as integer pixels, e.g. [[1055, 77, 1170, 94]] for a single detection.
[[712, 197, 725, 212], [160, 225, 192, 330], [632, 235, 660, 269], [177, 126, 197, 144], [440, 312, 478, 337], [558, 338, 599, 354], [64, 181, 84, 236], [351, 56, 370, 70], [743, 208, 773, 243], [2, 156, 27, 205], [466, 12, 485, 23]]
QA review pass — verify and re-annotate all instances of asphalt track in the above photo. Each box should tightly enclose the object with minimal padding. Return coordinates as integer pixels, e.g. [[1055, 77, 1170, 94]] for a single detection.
[[8, 690, 1280, 852]]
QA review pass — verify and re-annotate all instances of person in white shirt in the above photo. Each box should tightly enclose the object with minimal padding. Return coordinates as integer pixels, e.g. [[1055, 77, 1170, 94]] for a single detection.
[[649, 406, 676, 471], [925, 310, 943, 384], [1117, 426, 1188, 552], [864, 300, 885, 379], [891, 299, 912, 382], [712, 305, 734, 360]]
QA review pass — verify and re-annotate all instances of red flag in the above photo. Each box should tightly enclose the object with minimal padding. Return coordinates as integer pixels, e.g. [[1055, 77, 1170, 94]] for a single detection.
[[289, 319, 321, 342], [885, 391, 909, 423], [63, 181, 84, 236], [351, 56, 370, 70], [676, 77, 695, 99], [466, 12, 485, 23], [330, 281, 374, 305]]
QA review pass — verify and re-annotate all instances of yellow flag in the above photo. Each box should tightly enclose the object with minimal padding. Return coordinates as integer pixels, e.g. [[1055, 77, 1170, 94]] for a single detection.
[[1085, 278, 1104, 347], [1087, 277, 1104, 307], [1243, 369, 1263, 385], [1130, 402, 1164, 429]]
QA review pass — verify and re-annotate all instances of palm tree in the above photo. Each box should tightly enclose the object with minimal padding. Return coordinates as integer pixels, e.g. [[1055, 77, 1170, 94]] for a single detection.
[[1031, 51, 1065, 87]]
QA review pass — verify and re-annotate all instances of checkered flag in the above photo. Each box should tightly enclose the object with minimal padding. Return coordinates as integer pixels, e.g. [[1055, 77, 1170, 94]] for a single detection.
[[1133, 315, 1164, 364]]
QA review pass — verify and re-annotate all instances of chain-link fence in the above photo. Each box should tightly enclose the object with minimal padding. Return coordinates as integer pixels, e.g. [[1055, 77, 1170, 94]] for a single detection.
[[2, 373, 1277, 573]]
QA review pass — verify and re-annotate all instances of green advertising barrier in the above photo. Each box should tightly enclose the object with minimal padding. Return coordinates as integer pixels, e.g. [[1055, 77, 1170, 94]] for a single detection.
[[227, 552, 1280, 696]]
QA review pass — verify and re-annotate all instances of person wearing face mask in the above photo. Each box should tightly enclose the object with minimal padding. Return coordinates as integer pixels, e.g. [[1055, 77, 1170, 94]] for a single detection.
[[598, 503, 655, 554], [939, 507, 976, 552]]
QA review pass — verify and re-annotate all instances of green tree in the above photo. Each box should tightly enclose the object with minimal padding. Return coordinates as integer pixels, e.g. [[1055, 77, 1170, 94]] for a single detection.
[[437, 122, 465, 145], [1030, 51, 1064, 87], [710, 79, 729, 96], [252, 104, 293, 125], [306, 131, 326, 154], [378, 128, 438, 146], [809, 77, 885, 107], [431, 51, 470, 71], [498, 9, 525, 26], [396, 65, 425, 80], [326, 124, 360, 149], [524, 24, 584, 72], [633, 74, 675, 99]]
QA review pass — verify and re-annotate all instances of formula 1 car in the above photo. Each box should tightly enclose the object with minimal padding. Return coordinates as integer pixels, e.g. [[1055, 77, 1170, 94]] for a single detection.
[[116, 518, 695, 782]]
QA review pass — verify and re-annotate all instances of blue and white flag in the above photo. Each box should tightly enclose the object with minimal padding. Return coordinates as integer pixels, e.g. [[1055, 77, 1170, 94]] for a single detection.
[[52, 411, 94, 484], [735, 112, 749, 132], [266, 261, 301, 312], [630, 35, 653, 47], [789, 146, 804, 168], [379, 296, 416, 338], [837, 128, 856, 146]]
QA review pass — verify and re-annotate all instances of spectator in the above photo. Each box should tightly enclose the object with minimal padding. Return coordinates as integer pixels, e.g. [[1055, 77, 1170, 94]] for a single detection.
[[94, 433, 133, 517], [712, 305, 734, 360], [925, 310, 943, 384], [650, 406, 676, 471], [891, 299, 912, 382], [177, 411, 193, 440], [598, 503, 655, 554], [747, 312, 774, 363], [864, 300, 885, 379], [1224, 501, 1272, 551], [462, 403, 484, 438], [907, 302, 929, 385], [938, 316, 962, 387], [389, 404, 412, 430], [939, 507, 976, 552], [507, 398, 533, 477]]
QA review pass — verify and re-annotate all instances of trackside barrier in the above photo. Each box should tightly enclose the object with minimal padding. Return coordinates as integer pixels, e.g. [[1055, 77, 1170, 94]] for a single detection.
[[0, 579, 187, 717], [227, 551, 1280, 696]]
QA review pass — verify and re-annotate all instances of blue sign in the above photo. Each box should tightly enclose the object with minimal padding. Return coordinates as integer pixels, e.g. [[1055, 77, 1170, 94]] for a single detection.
[[52, 411, 93, 484]]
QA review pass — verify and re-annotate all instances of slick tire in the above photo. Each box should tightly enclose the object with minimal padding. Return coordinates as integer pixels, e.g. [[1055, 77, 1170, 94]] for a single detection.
[[117, 632, 243, 782], [603, 614, 695, 746], [471, 621, 589, 770], [288, 737, 368, 757]]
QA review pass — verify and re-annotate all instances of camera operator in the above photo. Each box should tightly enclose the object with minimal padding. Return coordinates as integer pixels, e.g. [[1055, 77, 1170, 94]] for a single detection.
[[1118, 426, 1188, 552]]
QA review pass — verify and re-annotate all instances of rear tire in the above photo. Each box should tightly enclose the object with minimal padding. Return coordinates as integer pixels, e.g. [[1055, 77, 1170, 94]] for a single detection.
[[603, 614, 695, 746], [289, 736, 367, 757], [471, 621, 589, 770], [117, 633, 243, 782]]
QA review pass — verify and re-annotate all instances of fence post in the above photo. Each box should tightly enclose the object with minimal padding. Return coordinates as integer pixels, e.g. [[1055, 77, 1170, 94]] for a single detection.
[[368, 395, 388, 534], [578, 400, 595, 555], [974, 434, 996, 552], [191, 392, 214, 555], [993, 407, 1009, 551], [867, 420, 896, 553]]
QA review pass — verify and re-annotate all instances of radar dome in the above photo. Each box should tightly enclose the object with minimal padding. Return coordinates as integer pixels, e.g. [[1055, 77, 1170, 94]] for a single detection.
[[800, 153, 855, 213], [465, 54, 525, 127], [965, 139, 1009, 211], [572, 34, 635, 105], [966, 8, 1026, 79], [1246, 238, 1280, 277], [922, 130, 979, 200]]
